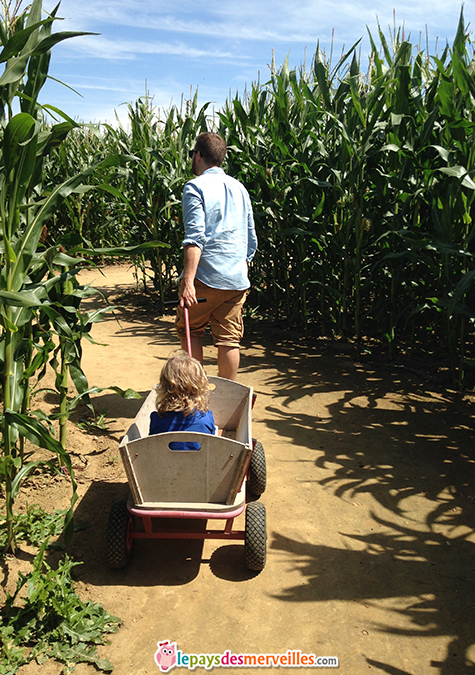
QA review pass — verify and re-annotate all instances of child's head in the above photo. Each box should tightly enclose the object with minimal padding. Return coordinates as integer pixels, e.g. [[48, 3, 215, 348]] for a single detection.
[[155, 351, 210, 417]]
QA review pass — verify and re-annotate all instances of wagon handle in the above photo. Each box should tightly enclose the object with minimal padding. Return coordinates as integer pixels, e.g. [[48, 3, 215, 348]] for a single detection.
[[163, 297, 207, 358], [163, 297, 207, 308], [184, 306, 192, 356]]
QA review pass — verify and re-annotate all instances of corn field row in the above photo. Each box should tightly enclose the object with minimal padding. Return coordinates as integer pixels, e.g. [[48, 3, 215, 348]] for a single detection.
[[0, 0, 473, 557], [42, 11, 475, 386]]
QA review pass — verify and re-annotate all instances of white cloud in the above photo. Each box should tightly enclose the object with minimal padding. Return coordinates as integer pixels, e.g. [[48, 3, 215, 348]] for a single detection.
[[39, 0, 475, 126], [47, 0, 473, 45], [63, 79, 137, 94], [56, 33, 246, 61]]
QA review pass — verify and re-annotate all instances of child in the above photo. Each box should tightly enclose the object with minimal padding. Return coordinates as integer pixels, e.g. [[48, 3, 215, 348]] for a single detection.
[[149, 352, 215, 449]]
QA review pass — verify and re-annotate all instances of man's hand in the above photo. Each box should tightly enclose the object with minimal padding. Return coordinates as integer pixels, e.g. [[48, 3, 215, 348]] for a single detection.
[[179, 277, 198, 308], [179, 244, 201, 308]]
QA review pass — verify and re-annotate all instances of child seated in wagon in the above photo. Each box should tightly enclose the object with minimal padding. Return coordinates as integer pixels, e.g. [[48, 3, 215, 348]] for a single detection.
[[149, 352, 215, 449]]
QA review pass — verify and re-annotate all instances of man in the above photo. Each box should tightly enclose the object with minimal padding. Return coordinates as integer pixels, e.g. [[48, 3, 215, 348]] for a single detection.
[[176, 132, 257, 381]]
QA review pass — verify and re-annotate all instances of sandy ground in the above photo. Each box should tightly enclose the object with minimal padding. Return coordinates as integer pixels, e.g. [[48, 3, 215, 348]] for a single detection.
[[3, 264, 475, 675]]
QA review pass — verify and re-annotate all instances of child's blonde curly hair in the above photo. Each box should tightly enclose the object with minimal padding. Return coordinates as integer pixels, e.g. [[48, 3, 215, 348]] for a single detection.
[[155, 351, 210, 417]]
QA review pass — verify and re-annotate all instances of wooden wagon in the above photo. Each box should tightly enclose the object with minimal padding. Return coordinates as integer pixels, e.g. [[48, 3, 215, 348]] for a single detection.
[[106, 375, 267, 571]]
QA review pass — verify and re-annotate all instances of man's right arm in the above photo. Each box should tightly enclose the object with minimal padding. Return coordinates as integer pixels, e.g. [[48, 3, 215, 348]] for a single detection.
[[180, 183, 205, 308], [179, 244, 202, 307]]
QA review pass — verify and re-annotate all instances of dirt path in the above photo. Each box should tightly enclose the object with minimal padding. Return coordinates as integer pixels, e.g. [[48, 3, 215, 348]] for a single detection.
[[6, 264, 475, 675]]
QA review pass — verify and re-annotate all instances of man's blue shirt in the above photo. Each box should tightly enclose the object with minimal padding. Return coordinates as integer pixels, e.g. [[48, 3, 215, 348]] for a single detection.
[[182, 167, 257, 290]]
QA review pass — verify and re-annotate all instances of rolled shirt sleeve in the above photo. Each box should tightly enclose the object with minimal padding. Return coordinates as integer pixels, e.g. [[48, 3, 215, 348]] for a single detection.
[[182, 182, 207, 250], [246, 200, 258, 263]]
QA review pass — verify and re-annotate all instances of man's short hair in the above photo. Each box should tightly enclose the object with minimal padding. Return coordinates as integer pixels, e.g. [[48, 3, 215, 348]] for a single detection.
[[195, 132, 226, 166]]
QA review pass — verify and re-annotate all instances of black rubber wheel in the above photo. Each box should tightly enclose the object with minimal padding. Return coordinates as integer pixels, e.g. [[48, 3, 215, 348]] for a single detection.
[[245, 501, 267, 571], [248, 441, 267, 496], [106, 499, 134, 569]]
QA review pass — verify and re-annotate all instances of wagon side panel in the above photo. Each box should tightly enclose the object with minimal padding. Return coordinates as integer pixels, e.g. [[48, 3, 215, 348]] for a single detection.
[[121, 432, 251, 506]]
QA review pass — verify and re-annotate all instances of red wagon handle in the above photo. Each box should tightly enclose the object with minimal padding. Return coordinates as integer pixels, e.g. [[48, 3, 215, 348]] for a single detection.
[[184, 306, 191, 357], [163, 298, 207, 358]]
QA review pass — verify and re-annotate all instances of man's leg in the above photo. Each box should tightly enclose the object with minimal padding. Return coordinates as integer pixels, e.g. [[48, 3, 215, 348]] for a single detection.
[[179, 335, 203, 363], [212, 288, 247, 380], [176, 280, 211, 362], [217, 345, 240, 381], [190, 336, 203, 363]]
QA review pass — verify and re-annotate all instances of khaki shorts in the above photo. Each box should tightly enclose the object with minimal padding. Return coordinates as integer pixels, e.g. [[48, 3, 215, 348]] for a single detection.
[[175, 279, 247, 348]]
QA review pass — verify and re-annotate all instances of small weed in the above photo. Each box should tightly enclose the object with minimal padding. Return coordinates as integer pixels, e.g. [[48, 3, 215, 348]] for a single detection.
[[0, 505, 87, 552], [0, 541, 121, 674], [77, 409, 115, 433], [0, 504, 66, 551]]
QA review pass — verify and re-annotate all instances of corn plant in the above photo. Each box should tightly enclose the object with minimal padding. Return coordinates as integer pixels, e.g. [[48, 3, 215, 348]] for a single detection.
[[34, 8, 475, 386], [0, 0, 162, 553], [114, 93, 209, 301], [0, 539, 121, 673], [0, 0, 99, 553], [216, 9, 475, 383]]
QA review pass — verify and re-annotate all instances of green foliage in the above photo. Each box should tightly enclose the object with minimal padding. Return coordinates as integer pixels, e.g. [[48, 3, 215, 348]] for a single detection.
[[6, 12, 471, 380], [0, 503, 67, 548], [0, 0, 155, 553], [45, 93, 207, 301], [36, 9, 475, 386], [77, 408, 114, 432], [0, 0, 102, 553], [0, 542, 121, 674]]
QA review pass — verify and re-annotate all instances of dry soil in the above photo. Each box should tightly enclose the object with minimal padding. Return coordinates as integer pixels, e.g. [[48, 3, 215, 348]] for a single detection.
[[3, 264, 475, 675]]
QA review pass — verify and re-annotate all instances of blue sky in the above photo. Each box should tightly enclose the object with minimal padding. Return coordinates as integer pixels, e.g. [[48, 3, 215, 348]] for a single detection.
[[38, 0, 474, 128]]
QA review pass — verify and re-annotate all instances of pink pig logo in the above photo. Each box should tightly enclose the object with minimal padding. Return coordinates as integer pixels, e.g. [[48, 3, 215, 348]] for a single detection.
[[154, 640, 177, 672]]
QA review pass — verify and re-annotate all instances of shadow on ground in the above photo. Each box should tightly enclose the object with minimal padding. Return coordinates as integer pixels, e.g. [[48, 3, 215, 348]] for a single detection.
[[79, 280, 475, 673], [69, 481, 256, 587], [239, 334, 475, 675]]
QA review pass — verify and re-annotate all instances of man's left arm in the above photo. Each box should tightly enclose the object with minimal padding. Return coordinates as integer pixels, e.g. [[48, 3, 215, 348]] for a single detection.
[[246, 200, 258, 263]]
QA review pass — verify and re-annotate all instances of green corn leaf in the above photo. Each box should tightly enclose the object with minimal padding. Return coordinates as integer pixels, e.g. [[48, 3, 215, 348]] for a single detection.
[[314, 60, 331, 110], [66, 385, 142, 415], [94, 153, 139, 170], [82, 307, 116, 325], [11, 459, 61, 500], [0, 19, 51, 62], [40, 102, 81, 125], [40, 266, 86, 293], [3, 112, 37, 175], [4, 412, 78, 544], [431, 145, 450, 162], [47, 310, 74, 337], [382, 144, 400, 153], [68, 361, 90, 399], [0, 309, 19, 332], [0, 53, 29, 85], [23, 348, 52, 379], [21, 9, 54, 114], [32, 31, 100, 55], [10, 171, 96, 291], [0, 287, 46, 307], [5, 238, 17, 263], [69, 241, 170, 256], [5, 409, 65, 456], [52, 251, 86, 267], [95, 183, 135, 213], [439, 166, 475, 189], [37, 122, 76, 153], [349, 54, 365, 127]]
